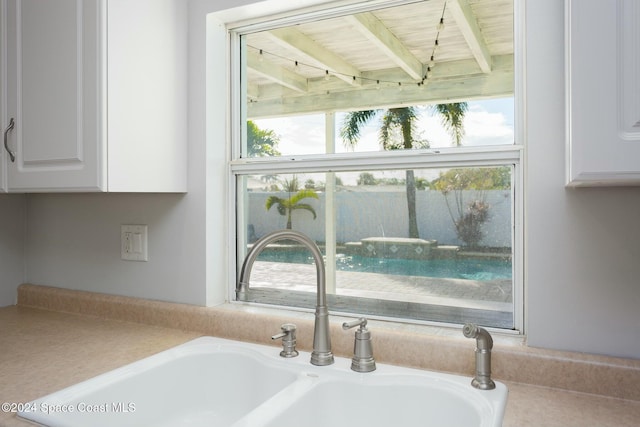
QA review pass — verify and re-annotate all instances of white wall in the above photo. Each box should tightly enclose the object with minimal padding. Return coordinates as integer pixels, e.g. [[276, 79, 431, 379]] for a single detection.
[[0, 195, 25, 306], [16, 0, 640, 359], [25, 193, 207, 305], [524, 0, 640, 359]]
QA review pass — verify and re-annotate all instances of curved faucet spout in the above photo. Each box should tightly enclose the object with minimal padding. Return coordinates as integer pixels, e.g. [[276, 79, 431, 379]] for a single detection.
[[237, 230, 326, 306], [236, 230, 334, 366]]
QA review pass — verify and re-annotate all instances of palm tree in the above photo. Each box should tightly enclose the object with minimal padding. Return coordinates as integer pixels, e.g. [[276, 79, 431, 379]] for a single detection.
[[265, 176, 319, 229], [341, 103, 467, 238], [432, 103, 468, 146]]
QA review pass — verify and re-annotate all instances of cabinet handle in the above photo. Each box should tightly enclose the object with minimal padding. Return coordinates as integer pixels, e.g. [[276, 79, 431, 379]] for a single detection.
[[3, 118, 16, 162]]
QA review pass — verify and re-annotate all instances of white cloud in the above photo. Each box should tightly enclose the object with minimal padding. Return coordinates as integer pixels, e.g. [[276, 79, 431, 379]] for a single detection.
[[462, 109, 514, 146], [253, 99, 515, 154]]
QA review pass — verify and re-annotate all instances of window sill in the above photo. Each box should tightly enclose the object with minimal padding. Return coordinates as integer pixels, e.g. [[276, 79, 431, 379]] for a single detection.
[[226, 299, 524, 347]]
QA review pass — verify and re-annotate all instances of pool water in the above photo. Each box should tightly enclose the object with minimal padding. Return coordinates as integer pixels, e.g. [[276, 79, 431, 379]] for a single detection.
[[257, 251, 512, 281]]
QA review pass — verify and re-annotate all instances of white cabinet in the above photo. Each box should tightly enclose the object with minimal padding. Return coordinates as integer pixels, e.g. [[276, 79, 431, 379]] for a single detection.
[[0, 1, 6, 191], [1, 0, 187, 192], [566, 0, 640, 187]]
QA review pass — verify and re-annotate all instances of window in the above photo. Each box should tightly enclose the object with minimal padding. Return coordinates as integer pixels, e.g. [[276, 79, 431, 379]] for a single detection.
[[229, 0, 522, 330]]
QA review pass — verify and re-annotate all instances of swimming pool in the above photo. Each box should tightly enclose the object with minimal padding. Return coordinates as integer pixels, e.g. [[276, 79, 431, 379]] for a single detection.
[[256, 251, 512, 281]]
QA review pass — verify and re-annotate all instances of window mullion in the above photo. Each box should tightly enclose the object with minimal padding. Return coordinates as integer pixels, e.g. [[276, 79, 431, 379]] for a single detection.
[[231, 146, 522, 176]]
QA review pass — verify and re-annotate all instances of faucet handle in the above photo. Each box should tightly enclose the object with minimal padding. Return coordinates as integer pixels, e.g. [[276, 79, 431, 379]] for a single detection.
[[272, 323, 299, 358], [342, 317, 368, 330], [343, 318, 376, 372]]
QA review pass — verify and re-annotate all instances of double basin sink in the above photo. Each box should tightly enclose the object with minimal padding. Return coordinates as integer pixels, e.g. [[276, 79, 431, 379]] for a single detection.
[[19, 336, 507, 427]]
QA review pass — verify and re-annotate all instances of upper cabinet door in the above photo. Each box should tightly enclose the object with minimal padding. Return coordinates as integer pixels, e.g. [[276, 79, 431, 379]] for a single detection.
[[5, 0, 104, 191], [566, 0, 640, 187], [3, 0, 187, 193], [1, 1, 7, 191]]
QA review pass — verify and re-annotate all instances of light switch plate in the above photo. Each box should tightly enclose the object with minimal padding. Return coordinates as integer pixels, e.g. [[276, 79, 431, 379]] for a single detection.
[[121, 225, 148, 261]]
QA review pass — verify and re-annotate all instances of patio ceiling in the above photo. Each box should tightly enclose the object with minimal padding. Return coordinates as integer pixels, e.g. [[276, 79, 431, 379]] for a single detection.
[[244, 0, 514, 119]]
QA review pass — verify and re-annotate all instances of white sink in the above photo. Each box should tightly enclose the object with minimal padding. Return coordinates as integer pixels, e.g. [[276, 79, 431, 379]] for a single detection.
[[19, 336, 507, 427], [19, 342, 298, 427], [263, 377, 496, 427]]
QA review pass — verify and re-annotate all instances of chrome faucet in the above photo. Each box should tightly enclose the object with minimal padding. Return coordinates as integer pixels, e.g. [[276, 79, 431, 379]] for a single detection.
[[236, 230, 334, 366], [462, 323, 496, 390]]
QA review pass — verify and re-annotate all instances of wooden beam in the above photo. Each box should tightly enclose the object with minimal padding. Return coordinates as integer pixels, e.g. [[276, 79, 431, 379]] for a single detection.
[[247, 49, 308, 93], [247, 60, 513, 118], [253, 54, 512, 104], [361, 55, 504, 85], [448, 0, 493, 73], [345, 12, 424, 81], [266, 27, 361, 86]]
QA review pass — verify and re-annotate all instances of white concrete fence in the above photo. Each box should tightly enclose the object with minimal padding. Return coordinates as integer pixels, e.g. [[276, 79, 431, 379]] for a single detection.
[[246, 189, 512, 249]]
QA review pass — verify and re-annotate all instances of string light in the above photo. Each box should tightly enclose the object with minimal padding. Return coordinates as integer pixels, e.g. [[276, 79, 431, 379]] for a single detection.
[[248, 1, 448, 94], [422, 1, 448, 82]]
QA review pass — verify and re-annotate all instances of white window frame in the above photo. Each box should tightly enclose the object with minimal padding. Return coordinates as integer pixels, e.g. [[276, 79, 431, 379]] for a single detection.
[[225, 0, 525, 333]]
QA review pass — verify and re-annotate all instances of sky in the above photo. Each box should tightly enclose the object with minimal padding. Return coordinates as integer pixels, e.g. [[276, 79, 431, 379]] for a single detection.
[[253, 97, 514, 156]]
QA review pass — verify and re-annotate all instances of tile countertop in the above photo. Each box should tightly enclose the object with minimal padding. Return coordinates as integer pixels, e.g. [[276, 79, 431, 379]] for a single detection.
[[1, 284, 640, 427]]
